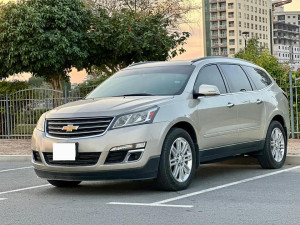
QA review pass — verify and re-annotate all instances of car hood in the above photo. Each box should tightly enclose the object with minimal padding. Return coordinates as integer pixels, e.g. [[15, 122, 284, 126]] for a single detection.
[[46, 96, 174, 119]]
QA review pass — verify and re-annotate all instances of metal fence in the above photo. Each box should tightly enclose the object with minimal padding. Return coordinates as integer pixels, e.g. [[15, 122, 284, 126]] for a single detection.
[[0, 86, 96, 139], [291, 85, 300, 138], [0, 84, 299, 139]]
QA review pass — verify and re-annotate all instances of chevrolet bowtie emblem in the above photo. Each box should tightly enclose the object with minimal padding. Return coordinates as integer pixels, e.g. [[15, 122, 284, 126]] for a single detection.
[[62, 125, 79, 132]]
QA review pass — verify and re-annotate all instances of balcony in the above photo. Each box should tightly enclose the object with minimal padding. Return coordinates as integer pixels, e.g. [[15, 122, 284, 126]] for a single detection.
[[219, 33, 227, 38], [211, 35, 218, 39], [219, 25, 227, 29], [212, 52, 220, 56], [210, 7, 217, 11], [218, 6, 226, 11], [219, 15, 226, 20], [210, 16, 218, 21], [211, 42, 220, 47]]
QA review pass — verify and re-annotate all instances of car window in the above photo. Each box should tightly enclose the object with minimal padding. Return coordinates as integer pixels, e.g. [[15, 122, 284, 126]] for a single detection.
[[243, 66, 272, 90], [194, 65, 227, 94], [219, 64, 252, 93]]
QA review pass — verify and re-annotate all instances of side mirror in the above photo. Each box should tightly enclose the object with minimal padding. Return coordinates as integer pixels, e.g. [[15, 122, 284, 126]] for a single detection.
[[194, 84, 220, 98]]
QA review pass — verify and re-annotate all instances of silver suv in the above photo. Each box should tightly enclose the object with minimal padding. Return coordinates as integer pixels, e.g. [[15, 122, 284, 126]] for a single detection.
[[32, 57, 290, 191]]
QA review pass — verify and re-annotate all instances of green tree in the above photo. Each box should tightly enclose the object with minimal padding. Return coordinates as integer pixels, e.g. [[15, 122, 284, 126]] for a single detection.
[[87, 9, 190, 75], [235, 38, 287, 87], [0, 81, 29, 97], [0, 0, 91, 91]]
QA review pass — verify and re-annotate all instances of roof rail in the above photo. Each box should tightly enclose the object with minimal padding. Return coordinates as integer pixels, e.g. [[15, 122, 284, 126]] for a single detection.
[[191, 56, 228, 63], [191, 56, 257, 66], [128, 61, 159, 67]]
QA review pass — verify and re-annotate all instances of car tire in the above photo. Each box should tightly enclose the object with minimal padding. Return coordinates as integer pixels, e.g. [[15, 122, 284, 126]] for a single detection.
[[155, 128, 196, 191], [47, 180, 81, 188], [258, 121, 287, 169]]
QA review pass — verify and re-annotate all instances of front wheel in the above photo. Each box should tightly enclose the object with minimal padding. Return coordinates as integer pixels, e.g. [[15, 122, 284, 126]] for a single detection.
[[47, 180, 81, 188], [155, 128, 196, 191], [258, 121, 287, 169]]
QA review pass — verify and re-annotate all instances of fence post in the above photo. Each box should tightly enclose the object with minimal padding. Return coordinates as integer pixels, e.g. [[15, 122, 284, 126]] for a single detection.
[[289, 72, 295, 139], [5, 93, 11, 139], [64, 85, 68, 104]]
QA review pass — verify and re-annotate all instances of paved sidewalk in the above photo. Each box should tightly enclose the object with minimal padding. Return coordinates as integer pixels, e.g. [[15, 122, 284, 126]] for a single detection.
[[0, 139, 299, 155]]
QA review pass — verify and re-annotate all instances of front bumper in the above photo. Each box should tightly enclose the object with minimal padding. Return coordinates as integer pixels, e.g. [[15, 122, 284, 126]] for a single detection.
[[34, 156, 160, 181], [32, 122, 169, 180]]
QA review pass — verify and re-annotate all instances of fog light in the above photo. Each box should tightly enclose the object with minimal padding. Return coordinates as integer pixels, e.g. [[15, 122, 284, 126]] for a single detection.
[[124, 150, 144, 163], [110, 142, 146, 151]]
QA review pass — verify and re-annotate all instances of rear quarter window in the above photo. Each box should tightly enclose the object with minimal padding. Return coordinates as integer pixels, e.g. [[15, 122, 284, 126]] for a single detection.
[[243, 66, 272, 90]]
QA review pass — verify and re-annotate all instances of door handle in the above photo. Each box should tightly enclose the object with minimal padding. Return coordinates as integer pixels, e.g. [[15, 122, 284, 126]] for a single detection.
[[256, 99, 263, 104], [227, 102, 235, 108]]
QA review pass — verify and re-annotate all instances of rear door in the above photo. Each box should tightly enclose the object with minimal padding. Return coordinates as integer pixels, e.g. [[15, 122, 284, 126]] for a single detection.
[[195, 64, 238, 150], [242, 66, 272, 139], [219, 64, 265, 143]]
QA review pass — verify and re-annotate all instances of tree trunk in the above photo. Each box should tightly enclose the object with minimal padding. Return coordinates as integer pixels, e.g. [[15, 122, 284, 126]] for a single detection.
[[50, 75, 64, 108]]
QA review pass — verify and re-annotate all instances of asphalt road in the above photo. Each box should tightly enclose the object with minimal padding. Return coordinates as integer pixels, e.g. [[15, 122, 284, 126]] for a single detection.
[[1, 162, 300, 225]]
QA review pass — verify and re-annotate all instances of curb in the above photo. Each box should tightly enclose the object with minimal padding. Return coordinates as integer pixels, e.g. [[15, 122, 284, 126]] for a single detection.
[[0, 155, 300, 165], [219, 155, 300, 166], [0, 155, 31, 162]]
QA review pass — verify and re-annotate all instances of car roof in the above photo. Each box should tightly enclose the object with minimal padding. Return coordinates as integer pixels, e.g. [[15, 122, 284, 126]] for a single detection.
[[125, 57, 258, 70]]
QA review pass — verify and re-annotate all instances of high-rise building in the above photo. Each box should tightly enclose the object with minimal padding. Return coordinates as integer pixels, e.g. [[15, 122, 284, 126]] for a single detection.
[[273, 7, 300, 69], [202, 0, 273, 57]]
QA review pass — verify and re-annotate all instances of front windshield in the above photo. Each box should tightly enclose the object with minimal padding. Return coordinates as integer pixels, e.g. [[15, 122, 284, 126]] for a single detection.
[[86, 65, 195, 99]]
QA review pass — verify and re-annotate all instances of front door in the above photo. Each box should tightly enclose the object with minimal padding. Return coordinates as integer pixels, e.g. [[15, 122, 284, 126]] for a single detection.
[[194, 64, 238, 150]]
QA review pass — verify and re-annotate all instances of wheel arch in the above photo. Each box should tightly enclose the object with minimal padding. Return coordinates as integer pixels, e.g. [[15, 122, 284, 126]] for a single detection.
[[271, 114, 288, 138], [166, 120, 200, 167]]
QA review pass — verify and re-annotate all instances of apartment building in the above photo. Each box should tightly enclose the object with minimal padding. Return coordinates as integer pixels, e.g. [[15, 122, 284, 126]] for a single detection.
[[273, 7, 300, 69], [202, 0, 272, 57]]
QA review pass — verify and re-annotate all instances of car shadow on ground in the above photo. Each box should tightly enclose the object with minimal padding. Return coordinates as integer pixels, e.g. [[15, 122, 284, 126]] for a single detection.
[[38, 159, 263, 199]]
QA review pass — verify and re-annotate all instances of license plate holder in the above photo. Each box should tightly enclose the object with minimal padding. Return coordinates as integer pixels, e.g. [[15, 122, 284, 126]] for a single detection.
[[53, 143, 78, 161]]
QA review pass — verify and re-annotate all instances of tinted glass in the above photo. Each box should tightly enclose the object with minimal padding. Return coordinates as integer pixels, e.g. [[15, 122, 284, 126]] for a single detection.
[[220, 64, 252, 93], [194, 65, 227, 94], [87, 65, 195, 98], [243, 66, 272, 90]]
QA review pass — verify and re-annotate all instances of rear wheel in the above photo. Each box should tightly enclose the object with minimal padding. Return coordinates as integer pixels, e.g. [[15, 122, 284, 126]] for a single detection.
[[258, 121, 287, 169], [155, 128, 196, 191], [47, 180, 81, 188]]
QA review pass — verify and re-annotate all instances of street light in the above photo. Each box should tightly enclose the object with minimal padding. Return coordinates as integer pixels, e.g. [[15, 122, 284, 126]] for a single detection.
[[242, 31, 250, 48]]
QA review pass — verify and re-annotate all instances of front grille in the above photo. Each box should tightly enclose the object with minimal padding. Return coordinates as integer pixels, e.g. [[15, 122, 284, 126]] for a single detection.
[[105, 150, 128, 164], [43, 152, 101, 166], [46, 117, 113, 138]]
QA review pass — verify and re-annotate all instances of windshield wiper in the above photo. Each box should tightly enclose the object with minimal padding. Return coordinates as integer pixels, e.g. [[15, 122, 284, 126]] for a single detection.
[[119, 93, 154, 97]]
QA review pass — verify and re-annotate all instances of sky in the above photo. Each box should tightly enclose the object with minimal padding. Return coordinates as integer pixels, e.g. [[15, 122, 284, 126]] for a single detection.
[[1, 0, 300, 83]]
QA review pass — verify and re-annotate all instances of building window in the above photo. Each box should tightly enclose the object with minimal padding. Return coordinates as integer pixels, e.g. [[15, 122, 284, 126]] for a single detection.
[[228, 3, 234, 9], [230, 48, 235, 54], [229, 39, 235, 45]]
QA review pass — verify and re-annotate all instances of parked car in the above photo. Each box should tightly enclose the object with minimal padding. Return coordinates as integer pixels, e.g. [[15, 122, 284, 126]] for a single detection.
[[32, 57, 290, 191]]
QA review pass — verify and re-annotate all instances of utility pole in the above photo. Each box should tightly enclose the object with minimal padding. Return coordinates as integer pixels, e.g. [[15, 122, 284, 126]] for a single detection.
[[242, 31, 250, 48]]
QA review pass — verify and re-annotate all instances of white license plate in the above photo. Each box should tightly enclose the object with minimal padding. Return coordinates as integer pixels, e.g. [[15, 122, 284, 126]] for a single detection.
[[53, 143, 76, 161]]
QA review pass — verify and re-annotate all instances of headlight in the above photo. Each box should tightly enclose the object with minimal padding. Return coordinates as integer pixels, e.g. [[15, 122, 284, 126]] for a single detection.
[[36, 113, 47, 132], [112, 107, 159, 129]]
